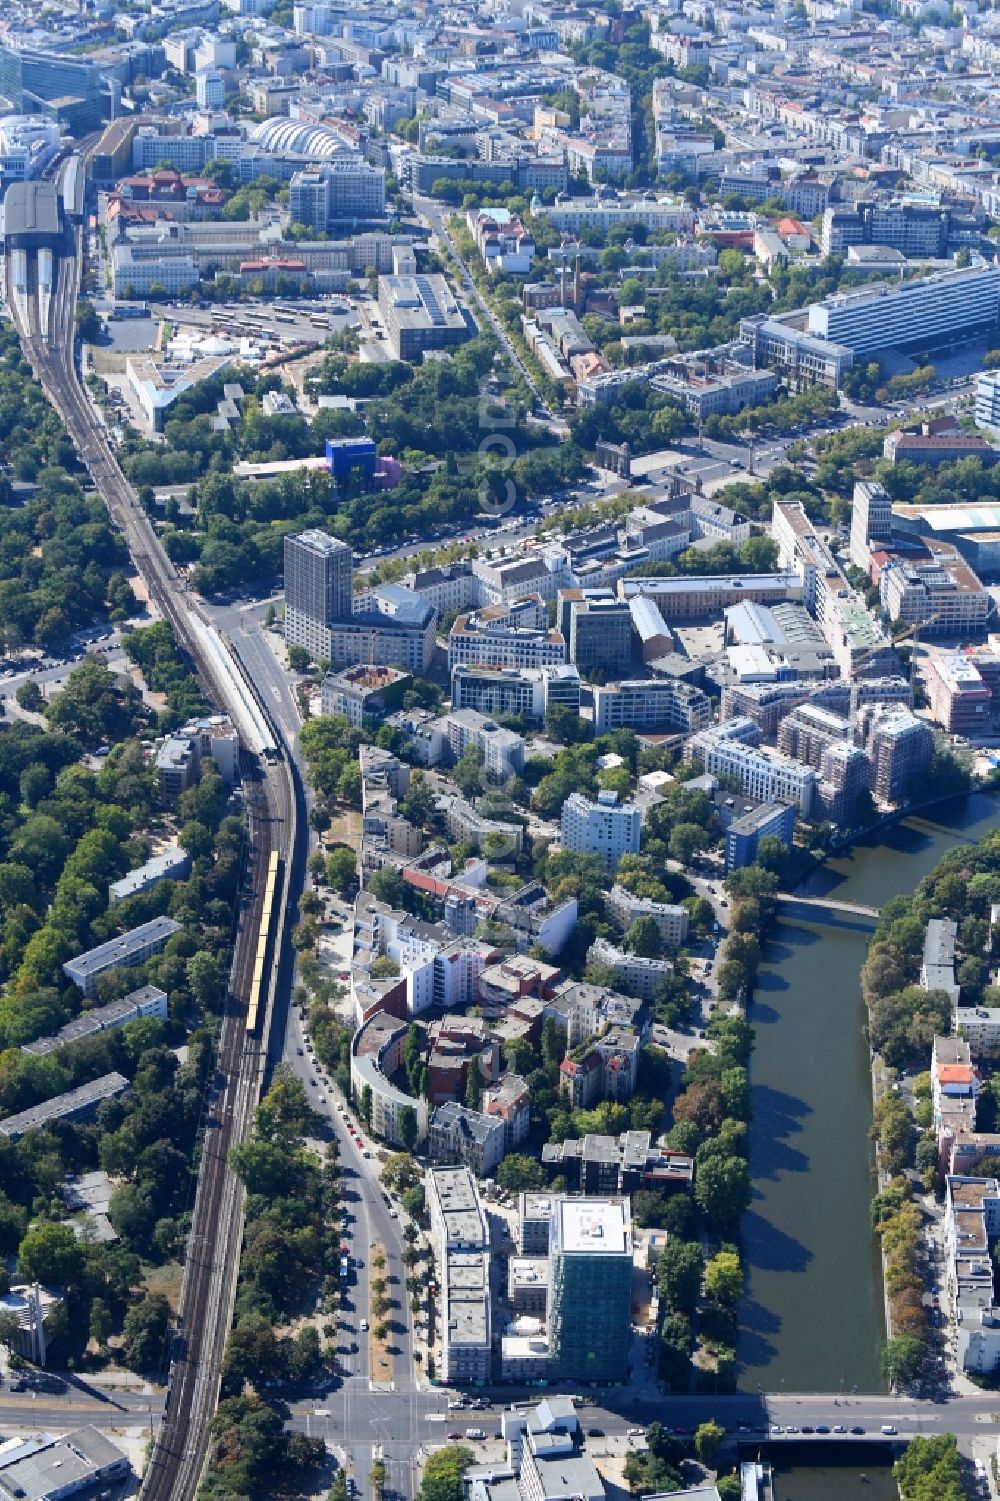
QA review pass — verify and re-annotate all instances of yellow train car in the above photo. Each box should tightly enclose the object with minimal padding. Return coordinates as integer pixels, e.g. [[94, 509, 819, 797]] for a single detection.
[[246, 850, 280, 1036]]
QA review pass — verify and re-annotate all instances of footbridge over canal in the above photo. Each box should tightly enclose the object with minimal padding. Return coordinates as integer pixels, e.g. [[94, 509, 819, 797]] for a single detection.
[[775, 892, 880, 929]]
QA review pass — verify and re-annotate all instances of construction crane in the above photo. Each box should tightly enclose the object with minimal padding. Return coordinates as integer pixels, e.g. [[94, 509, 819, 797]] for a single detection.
[[848, 609, 941, 683]]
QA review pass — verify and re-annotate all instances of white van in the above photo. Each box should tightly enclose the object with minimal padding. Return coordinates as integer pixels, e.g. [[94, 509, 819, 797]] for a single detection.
[[881, 1425, 897, 1435]]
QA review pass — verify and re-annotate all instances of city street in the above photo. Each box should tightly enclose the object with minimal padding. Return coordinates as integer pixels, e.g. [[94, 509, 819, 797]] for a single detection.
[[6, 1374, 998, 1461], [413, 194, 562, 427], [282, 1385, 1000, 1470], [279, 971, 427, 1495]]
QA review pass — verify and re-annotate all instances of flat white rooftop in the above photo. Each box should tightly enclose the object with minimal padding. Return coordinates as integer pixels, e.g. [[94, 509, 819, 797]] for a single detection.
[[556, 1196, 631, 1256]]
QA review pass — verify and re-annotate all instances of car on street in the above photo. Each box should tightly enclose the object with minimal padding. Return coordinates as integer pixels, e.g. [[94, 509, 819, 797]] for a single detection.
[[851, 1426, 865, 1435], [833, 1425, 847, 1433]]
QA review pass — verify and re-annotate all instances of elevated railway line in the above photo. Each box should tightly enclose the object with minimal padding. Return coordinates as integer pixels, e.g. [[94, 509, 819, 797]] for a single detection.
[[6, 163, 302, 1501]]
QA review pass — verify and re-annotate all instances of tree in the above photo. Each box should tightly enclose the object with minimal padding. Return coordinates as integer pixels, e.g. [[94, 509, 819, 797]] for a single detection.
[[672, 1079, 724, 1135], [694, 1155, 751, 1231], [694, 1419, 725, 1466], [657, 1239, 703, 1316], [625, 914, 662, 958], [381, 1153, 421, 1192], [398, 1104, 418, 1151], [658, 1311, 692, 1390], [188, 949, 224, 1008], [230, 1138, 299, 1199], [326, 845, 357, 894], [873, 1094, 913, 1173], [881, 1333, 925, 1390], [0, 1311, 21, 1352], [451, 746, 485, 799], [631, 1189, 667, 1228], [668, 822, 709, 866], [541, 1016, 564, 1066], [720, 1066, 751, 1122], [76, 300, 102, 342], [544, 704, 590, 745], [367, 866, 408, 908], [180, 818, 213, 860], [496, 1154, 547, 1192], [399, 773, 437, 826], [89, 1297, 112, 1347], [360, 1083, 373, 1128], [716, 959, 748, 1002], [15, 681, 42, 712], [418, 1447, 474, 1501], [288, 1324, 322, 1381], [401, 1184, 425, 1220], [109, 1183, 156, 1250], [704, 1251, 742, 1305], [18, 1222, 85, 1286], [122, 1291, 171, 1372], [894, 1433, 964, 1501]]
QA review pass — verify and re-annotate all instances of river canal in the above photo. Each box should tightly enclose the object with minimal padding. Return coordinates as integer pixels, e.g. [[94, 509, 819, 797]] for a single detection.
[[739, 790, 1000, 1396]]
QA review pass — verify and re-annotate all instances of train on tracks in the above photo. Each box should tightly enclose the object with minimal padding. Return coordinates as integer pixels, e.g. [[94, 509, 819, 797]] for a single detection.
[[246, 849, 280, 1036]]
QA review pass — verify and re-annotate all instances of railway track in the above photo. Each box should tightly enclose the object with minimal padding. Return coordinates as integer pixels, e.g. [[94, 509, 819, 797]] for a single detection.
[[7, 196, 301, 1501]]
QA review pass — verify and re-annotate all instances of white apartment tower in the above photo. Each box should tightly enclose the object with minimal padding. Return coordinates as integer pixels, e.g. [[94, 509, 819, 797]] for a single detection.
[[561, 790, 641, 871]]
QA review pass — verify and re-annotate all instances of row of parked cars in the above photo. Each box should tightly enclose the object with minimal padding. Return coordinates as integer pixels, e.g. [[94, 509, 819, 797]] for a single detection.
[[767, 1423, 896, 1436]]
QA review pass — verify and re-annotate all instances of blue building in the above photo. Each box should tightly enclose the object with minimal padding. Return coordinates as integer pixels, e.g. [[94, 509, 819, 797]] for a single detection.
[[325, 437, 377, 486], [725, 800, 795, 871]]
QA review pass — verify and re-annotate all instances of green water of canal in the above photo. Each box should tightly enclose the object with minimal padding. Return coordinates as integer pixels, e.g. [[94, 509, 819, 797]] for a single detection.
[[739, 792, 1000, 1394]]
